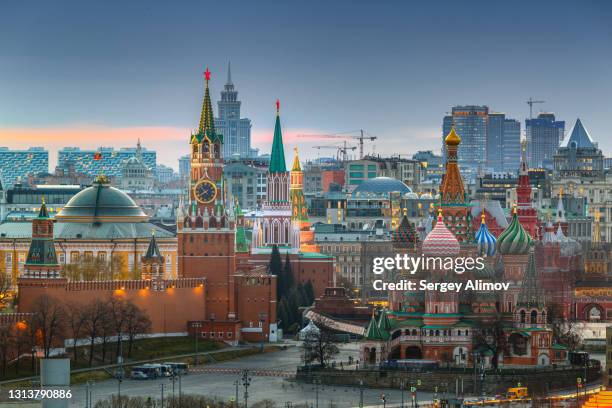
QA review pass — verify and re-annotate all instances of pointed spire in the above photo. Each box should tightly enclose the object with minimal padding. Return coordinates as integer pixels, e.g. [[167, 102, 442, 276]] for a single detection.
[[517, 248, 544, 309], [269, 99, 287, 173], [38, 196, 49, 219], [196, 67, 218, 142], [226, 61, 233, 85], [556, 191, 566, 223], [291, 147, 301, 172], [365, 312, 384, 340], [144, 229, 162, 259]]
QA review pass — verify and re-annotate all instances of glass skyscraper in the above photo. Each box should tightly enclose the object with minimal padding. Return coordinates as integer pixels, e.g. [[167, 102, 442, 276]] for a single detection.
[[214, 63, 253, 159], [526, 113, 565, 169], [502, 118, 521, 173], [442, 106, 488, 172], [0, 147, 49, 187]]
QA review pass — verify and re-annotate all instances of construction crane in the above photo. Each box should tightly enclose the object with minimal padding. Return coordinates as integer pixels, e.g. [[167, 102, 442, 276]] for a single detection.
[[298, 129, 377, 159], [312, 141, 357, 162], [526, 97, 545, 119]]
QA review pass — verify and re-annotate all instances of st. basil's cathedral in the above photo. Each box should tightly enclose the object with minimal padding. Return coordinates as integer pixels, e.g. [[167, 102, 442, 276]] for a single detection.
[[361, 127, 581, 369]]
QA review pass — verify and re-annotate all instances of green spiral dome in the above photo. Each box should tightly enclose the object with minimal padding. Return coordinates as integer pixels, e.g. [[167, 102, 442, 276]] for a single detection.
[[496, 210, 532, 255]]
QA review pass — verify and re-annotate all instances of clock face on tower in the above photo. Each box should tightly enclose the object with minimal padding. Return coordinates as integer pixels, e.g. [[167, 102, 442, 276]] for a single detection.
[[193, 179, 217, 204]]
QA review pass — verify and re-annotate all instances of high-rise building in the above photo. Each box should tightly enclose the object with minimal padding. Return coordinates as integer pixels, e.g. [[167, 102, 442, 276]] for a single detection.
[[58, 146, 156, 178], [178, 155, 190, 183], [214, 63, 253, 159], [554, 118, 604, 179], [0, 147, 49, 188], [487, 113, 505, 171], [442, 106, 488, 172], [502, 119, 521, 172], [526, 113, 565, 169]]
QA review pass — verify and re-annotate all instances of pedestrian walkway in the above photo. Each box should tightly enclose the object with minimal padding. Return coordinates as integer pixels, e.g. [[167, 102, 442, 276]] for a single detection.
[[191, 367, 295, 378]]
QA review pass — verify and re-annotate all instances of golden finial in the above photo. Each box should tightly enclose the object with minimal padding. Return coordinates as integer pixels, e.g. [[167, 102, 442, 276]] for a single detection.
[[512, 204, 517, 215], [437, 207, 443, 218], [481, 208, 486, 224], [403, 208, 407, 217], [445, 126, 461, 146], [41, 195, 45, 205], [559, 187, 563, 198]]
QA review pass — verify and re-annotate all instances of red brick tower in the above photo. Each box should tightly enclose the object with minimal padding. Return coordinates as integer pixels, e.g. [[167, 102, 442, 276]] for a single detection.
[[516, 139, 539, 239], [23, 199, 62, 279], [178, 69, 237, 322]]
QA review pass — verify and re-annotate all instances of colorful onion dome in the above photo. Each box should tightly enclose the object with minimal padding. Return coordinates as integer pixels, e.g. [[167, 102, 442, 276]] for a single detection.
[[422, 209, 460, 256], [475, 211, 496, 257], [393, 209, 419, 247], [445, 126, 462, 146], [496, 207, 532, 255]]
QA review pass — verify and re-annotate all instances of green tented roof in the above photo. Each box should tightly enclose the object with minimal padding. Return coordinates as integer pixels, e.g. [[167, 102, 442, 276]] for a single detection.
[[269, 114, 287, 173]]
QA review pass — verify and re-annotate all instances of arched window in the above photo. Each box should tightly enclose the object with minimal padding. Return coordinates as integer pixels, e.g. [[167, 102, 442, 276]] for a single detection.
[[520, 310, 526, 324], [530, 310, 537, 324]]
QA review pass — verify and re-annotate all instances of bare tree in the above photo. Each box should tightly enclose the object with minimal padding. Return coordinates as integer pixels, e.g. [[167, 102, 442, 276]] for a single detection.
[[65, 301, 87, 365], [0, 325, 12, 376], [14, 316, 37, 374], [83, 299, 107, 367], [108, 296, 128, 363], [473, 314, 507, 369], [125, 303, 151, 358], [302, 329, 339, 368], [31, 295, 66, 358], [548, 303, 582, 351]]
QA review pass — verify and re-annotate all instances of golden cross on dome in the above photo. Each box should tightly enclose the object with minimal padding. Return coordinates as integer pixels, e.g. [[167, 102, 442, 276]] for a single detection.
[[204, 68, 211, 82]]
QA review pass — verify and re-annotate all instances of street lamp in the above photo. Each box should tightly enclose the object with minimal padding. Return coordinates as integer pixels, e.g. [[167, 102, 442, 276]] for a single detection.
[[242, 369, 251, 408]]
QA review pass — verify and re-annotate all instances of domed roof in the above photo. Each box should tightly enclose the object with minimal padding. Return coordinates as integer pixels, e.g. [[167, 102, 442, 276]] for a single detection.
[[496, 208, 532, 255], [475, 212, 496, 257], [352, 177, 411, 197], [405, 192, 419, 199], [422, 210, 460, 256], [445, 127, 461, 146], [56, 175, 147, 223]]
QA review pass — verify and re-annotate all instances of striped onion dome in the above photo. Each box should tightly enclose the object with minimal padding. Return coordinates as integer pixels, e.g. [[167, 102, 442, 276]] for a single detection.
[[422, 210, 460, 256], [496, 207, 532, 255], [475, 211, 496, 257]]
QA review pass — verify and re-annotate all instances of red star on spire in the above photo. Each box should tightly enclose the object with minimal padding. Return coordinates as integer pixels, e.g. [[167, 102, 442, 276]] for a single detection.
[[276, 99, 280, 113], [204, 68, 211, 82]]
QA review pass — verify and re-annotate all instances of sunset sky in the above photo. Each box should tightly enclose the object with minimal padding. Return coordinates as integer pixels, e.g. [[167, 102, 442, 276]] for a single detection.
[[1, 0, 611, 170]]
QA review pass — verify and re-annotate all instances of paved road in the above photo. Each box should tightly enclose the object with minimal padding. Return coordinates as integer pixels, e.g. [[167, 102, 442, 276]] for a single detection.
[[69, 342, 445, 407]]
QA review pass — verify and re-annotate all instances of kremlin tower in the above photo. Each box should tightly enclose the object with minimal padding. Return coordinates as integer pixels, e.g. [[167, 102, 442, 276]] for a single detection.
[[290, 147, 318, 253], [141, 231, 165, 280], [22, 199, 61, 279], [439, 127, 472, 242], [252, 101, 298, 252], [515, 139, 539, 239]]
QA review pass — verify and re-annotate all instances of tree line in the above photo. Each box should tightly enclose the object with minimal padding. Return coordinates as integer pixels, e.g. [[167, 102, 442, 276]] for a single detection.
[[0, 294, 151, 377], [267, 246, 315, 334]]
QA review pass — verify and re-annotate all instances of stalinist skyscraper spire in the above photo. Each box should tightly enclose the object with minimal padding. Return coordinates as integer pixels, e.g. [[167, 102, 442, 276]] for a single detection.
[[215, 62, 254, 158]]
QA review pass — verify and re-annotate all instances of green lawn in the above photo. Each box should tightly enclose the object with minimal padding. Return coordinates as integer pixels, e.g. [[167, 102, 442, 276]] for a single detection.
[[0, 336, 222, 382]]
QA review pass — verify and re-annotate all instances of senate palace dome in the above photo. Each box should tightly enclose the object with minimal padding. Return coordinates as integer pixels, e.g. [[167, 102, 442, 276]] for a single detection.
[[56, 175, 147, 223]]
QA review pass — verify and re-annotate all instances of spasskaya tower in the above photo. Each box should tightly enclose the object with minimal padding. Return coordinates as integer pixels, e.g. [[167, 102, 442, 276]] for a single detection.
[[189, 68, 225, 215]]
